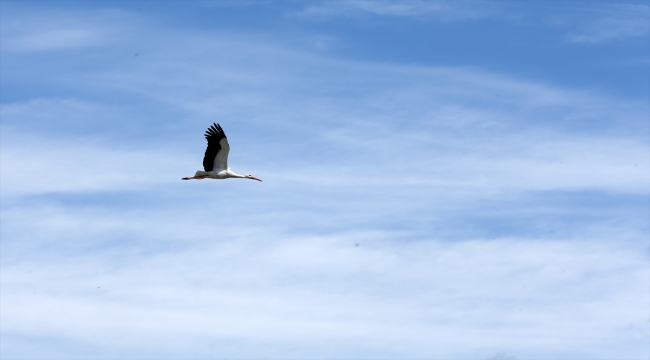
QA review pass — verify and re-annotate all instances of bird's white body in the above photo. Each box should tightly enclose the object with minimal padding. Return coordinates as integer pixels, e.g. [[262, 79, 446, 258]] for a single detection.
[[193, 168, 249, 180], [183, 123, 262, 182]]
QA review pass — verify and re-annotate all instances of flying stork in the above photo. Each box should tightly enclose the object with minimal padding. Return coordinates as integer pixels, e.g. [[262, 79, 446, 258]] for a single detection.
[[182, 123, 262, 182]]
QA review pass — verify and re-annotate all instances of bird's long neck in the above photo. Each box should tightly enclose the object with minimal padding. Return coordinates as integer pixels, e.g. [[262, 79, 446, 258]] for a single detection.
[[226, 169, 246, 178]]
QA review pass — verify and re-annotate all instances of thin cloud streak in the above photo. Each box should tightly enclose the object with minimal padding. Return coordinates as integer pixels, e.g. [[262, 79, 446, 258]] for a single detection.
[[0, 9, 135, 52], [565, 4, 650, 43], [288, 0, 499, 21]]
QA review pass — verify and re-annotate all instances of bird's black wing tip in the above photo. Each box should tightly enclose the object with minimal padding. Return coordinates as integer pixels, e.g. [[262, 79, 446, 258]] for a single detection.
[[204, 122, 227, 140]]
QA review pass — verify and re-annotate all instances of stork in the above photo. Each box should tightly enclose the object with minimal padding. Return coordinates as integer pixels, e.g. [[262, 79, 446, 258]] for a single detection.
[[182, 123, 262, 182]]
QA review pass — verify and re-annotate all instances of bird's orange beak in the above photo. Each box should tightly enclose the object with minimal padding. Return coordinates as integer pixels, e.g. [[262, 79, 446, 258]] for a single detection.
[[251, 176, 263, 182]]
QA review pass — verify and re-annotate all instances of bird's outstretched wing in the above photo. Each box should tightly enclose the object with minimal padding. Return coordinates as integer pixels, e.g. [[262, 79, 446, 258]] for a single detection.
[[202, 123, 230, 172]]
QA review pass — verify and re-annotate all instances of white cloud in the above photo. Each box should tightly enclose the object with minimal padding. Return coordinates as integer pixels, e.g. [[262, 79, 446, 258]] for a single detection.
[[289, 0, 498, 21], [0, 136, 188, 197], [1, 223, 648, 358], [291, 1, 649, 44], [0, 9, 132, 52], [0, 98, 195, 197], [2, 97, 647, 199], [566, 4, 650, 43]]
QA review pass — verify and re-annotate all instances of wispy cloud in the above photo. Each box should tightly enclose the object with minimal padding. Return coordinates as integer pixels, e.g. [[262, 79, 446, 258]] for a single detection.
[[290, 1, 650, 45], [289, 0, 499, 21], [0, 9, 132, 52], [565, 4, 650, 43], [2, 219, 648, 358]]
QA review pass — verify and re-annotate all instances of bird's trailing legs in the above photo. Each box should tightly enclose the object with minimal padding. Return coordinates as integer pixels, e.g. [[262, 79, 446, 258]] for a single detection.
[[182, 176, 206, 180]]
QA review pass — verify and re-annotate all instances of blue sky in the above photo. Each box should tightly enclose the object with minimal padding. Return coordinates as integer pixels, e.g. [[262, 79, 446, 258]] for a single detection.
[[1, 1, 649, 359]]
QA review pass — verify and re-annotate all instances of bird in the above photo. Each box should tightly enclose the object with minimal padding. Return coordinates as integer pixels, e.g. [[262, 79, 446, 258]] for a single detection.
[[182, 123, 262, 182]]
